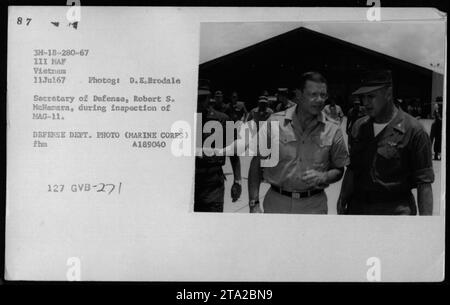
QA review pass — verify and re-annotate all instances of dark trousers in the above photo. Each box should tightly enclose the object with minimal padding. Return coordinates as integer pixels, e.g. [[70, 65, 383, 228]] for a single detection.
[[194, 167, 225, 212], [348, 191, 417, 215], [431, 120, 442, 156]]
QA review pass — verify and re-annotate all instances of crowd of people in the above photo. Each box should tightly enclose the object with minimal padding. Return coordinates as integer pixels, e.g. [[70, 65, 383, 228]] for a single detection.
[[195, 70, 439, 215]]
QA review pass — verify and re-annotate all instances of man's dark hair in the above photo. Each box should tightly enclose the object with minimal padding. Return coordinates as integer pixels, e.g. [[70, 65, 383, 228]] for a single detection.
[[298, 71, 327, 91]]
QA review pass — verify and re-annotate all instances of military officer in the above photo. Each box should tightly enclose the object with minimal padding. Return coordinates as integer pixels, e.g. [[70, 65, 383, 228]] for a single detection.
[[337, 70, 434, 215]]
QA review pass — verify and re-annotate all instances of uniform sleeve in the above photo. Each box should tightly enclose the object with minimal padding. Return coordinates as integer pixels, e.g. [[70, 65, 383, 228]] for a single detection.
[[237, 119, 262, 156], [410, 127, 434, 184], [256, 119, 274, 158], [240, 118, 278, 160], [330, 128, 350, 168]]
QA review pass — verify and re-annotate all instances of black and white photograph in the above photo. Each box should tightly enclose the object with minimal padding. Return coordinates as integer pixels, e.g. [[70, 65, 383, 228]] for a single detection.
[[3, 4, 447, 284]]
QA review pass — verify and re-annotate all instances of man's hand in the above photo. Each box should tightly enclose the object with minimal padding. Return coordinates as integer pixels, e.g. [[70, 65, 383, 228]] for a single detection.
[[231, 182, 242, 202], [302, 169, 327, 187], [249, 200, 262, 213], [195, 147, 224, 157], [250, 203, 262, 213]]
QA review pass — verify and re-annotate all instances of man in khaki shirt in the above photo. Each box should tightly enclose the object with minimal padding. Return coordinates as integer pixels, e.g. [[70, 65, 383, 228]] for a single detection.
[[248, 72, 349, 214]]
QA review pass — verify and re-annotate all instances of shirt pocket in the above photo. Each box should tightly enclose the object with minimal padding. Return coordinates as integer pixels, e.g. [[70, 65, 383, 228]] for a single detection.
[[350, 138, 366, 166], [374, 144, 401, 181], [279, 133, 297, 161], [312, 135, 332, 169]]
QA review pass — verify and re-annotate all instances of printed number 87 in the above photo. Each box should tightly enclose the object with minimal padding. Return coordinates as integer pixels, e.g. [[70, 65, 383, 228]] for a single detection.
[[17, 17, 32, 25]]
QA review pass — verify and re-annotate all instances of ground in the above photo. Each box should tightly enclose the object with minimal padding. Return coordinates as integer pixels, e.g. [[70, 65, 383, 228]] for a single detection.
[[221, 117, 442, 215]]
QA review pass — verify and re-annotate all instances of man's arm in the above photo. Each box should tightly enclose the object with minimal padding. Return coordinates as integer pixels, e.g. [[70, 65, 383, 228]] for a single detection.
[[331, 126, 352, 214], [302, 167, 344, 188], [327, 168, 344, 183], [230, 156, 241, 182], [247, 110, 254, 122], [417, 183, 433, 215], [243, 104, 249, 118], [248, 156, 261, 201], [303, 127, 348, 187], [337, 168, 354, 214], [248, 156, 263, 213], [229, 156, 242, 202], [410, 128, 435, 215], [247, 117, 273, 213], [302, 128, 348, 190]]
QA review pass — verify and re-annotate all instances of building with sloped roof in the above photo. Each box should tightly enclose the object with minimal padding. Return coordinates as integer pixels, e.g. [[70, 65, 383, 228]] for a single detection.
[[199, 27, 443, 117]]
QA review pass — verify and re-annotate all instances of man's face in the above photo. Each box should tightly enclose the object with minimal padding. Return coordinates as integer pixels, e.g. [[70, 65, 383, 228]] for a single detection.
[[297, 80, 327, 116], [360, 86, 390, 118]]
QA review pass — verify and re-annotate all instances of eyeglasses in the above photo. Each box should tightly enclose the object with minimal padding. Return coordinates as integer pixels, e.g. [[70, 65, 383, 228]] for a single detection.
[[307, 92, 328, 100]]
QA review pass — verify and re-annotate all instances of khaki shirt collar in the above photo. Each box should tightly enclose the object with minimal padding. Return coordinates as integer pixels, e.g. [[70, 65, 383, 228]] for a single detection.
[[285, 104, 326, 126]]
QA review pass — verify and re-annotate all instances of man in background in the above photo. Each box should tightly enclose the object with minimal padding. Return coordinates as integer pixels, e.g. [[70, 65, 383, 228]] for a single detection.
[[323, 97, 344, 124], [274, 88, 296, 112], [346, 98, 366, 134], [213, 90, 229, 114], [430, 102, 442, 161], [247, 96, 274, 124], [226, 91, 248, 122], [346, 97, 366, 148]]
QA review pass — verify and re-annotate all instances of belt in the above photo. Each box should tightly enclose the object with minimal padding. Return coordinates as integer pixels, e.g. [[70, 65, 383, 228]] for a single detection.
[[270, 185, 323, 199]]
